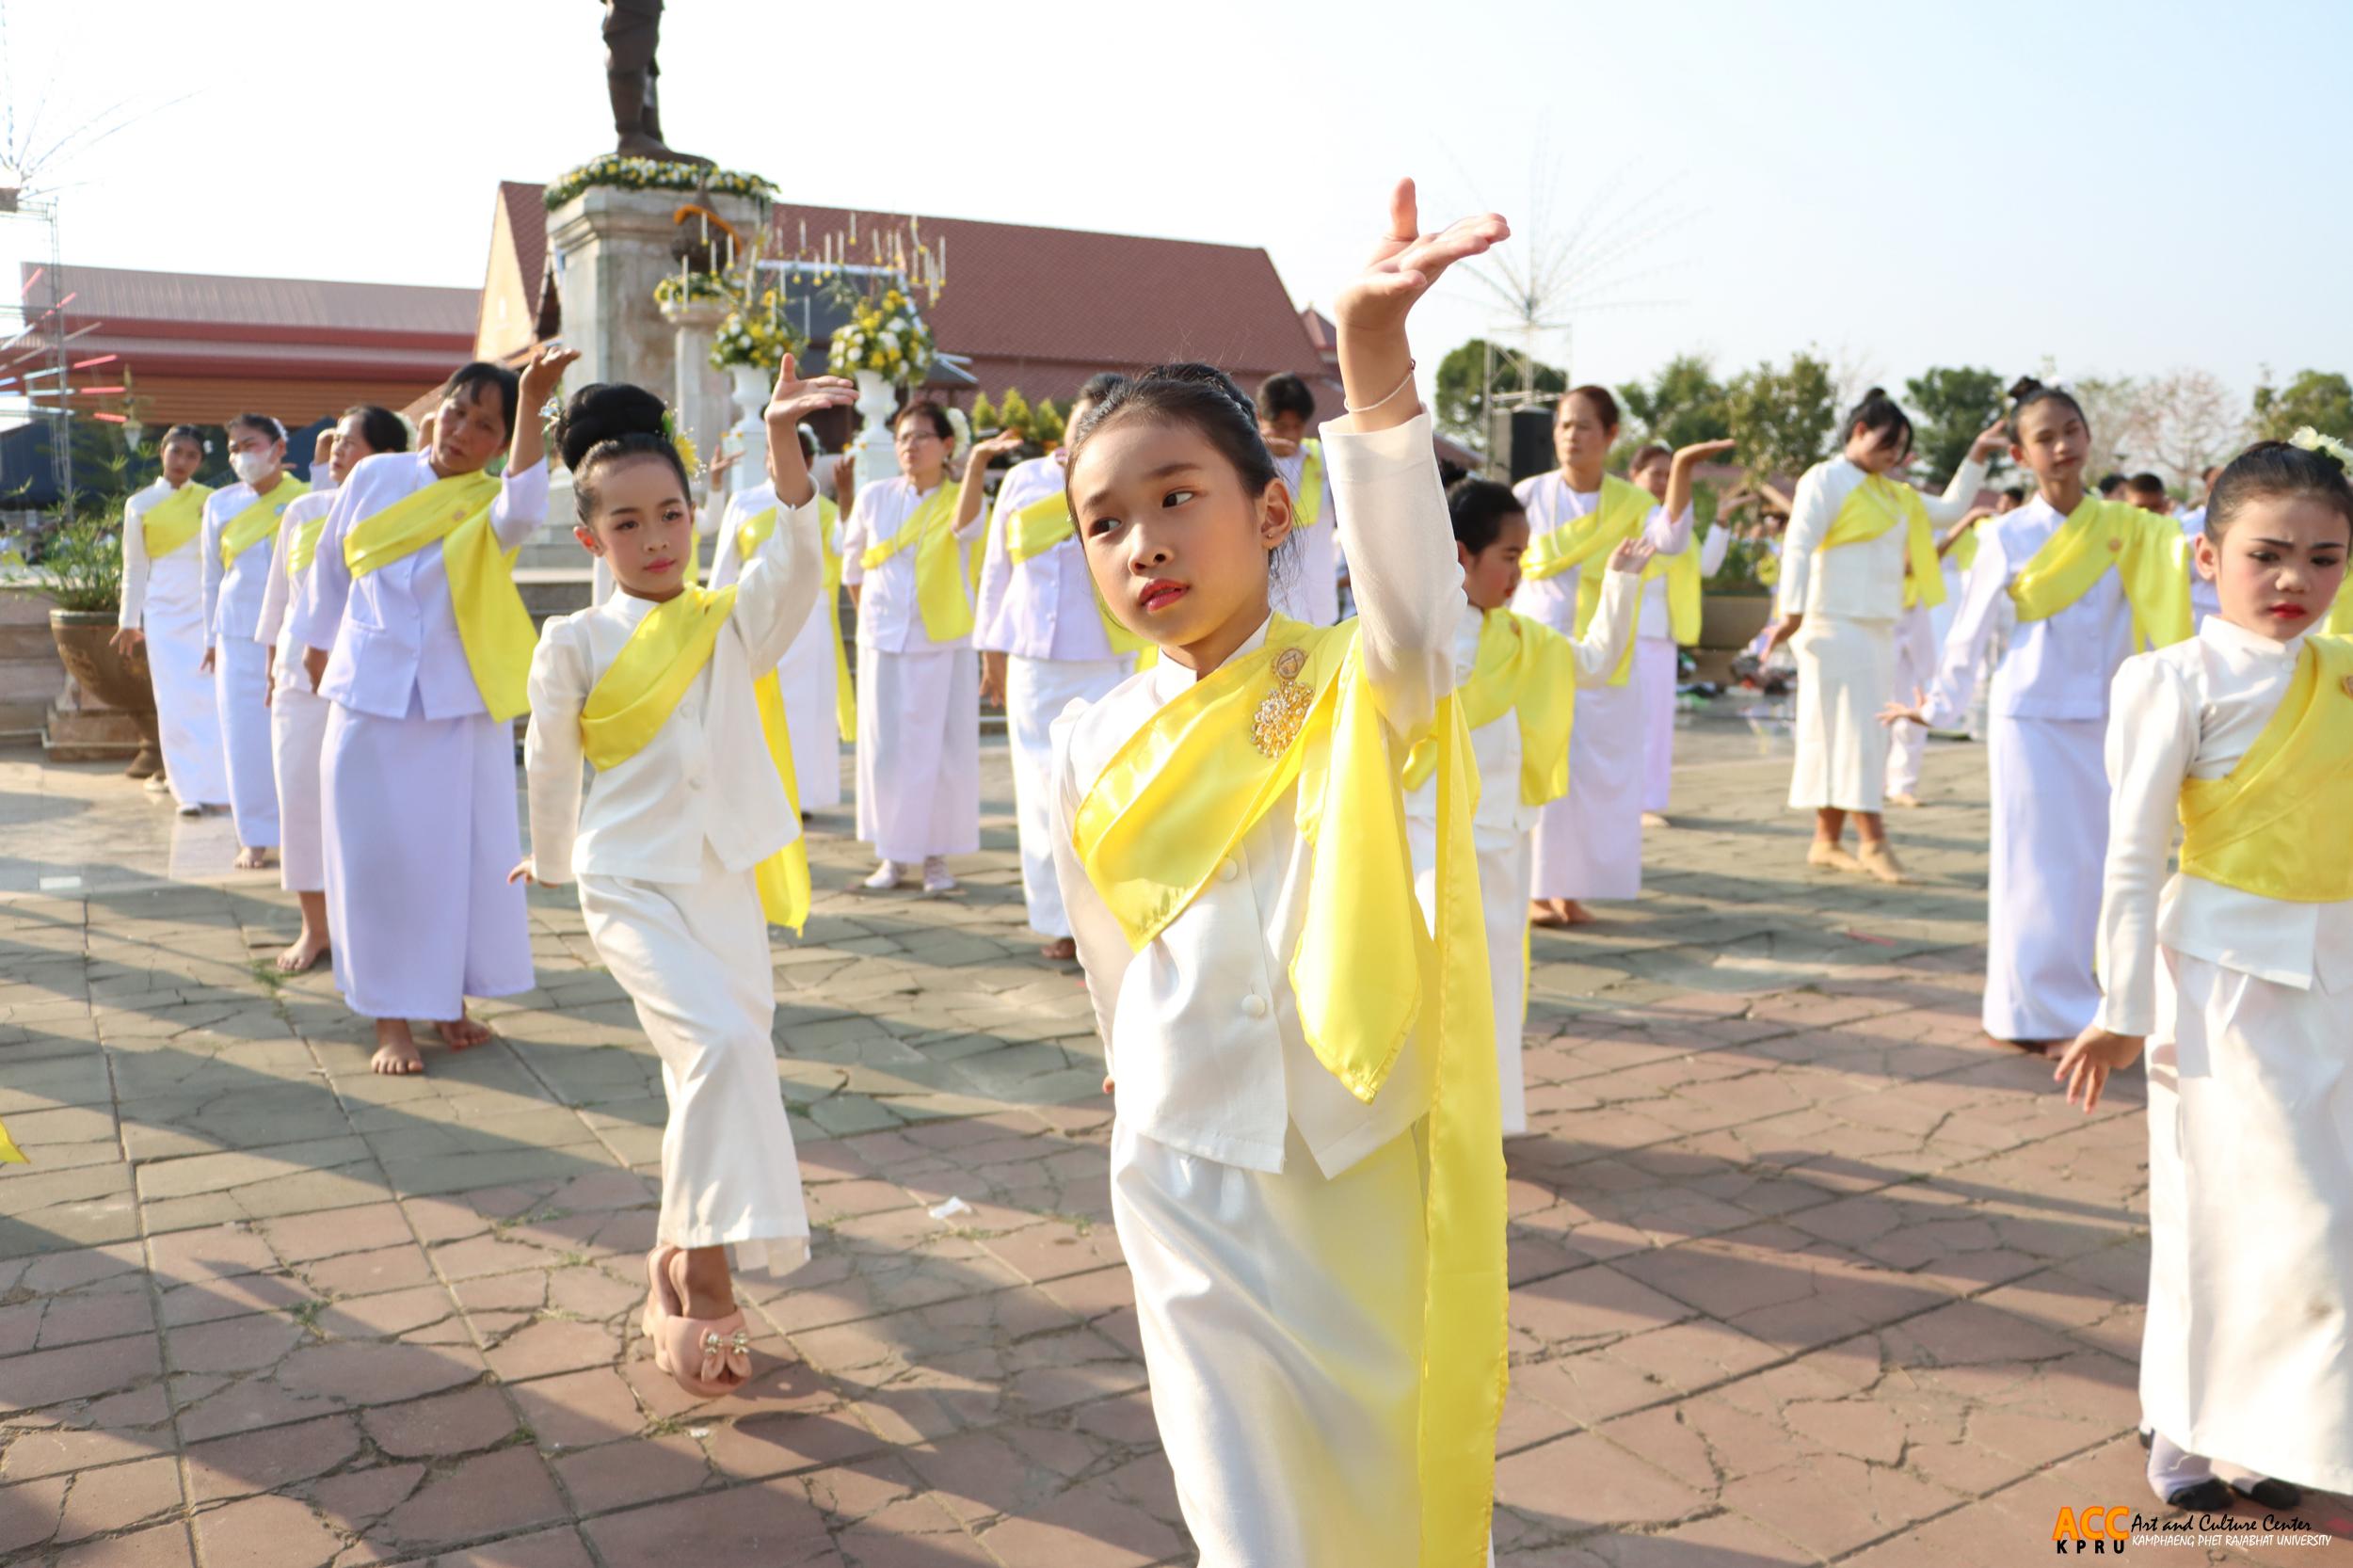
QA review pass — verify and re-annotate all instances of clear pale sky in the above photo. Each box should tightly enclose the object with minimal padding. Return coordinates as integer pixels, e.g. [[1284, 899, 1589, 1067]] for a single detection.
[[6, 0, 2345, 412]]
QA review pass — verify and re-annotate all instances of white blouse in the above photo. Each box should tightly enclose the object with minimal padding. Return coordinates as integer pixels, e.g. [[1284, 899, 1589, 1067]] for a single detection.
[[971, 453, 1118, 663], [118, 479, 203, 631], [200, 477, 304, 646], [1922, 492, 2136, 727], [2093, 616, 2353, 1035], [1509, 472, 1691, 635], [257, 486, 338, 694], [1776, 456, 1986, 624], [837, 474, 986, 654], [523, 497, 823, 885], [1049, 411, 1459, 1178]]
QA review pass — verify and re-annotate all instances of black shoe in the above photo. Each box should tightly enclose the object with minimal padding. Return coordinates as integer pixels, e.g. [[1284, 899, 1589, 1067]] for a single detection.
[[2165, 1479, 2233, 1512], [2137, 1426, 2153, 1450], [2230, 1476, 2302, 1511]]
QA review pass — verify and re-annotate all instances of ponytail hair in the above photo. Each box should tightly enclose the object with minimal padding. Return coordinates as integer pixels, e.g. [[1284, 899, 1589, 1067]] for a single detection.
[[555, 381, 689, 523], [2007, 376, 2088, 440], [1843, 387, 1912, 456]]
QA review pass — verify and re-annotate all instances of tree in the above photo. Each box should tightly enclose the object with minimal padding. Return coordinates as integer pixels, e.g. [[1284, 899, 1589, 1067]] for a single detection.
[[1903, 365, 2007, 486], [1724, 353, 1835, 488], [1433, 337, 1566, 450], [2251, 369, 2353, 445], [1617, 354, 1730, 453], [2135, 369, 2242, 487]]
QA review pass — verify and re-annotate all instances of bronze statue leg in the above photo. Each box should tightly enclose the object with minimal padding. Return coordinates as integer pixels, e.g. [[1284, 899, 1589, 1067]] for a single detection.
[[601, 0, 708, 165]]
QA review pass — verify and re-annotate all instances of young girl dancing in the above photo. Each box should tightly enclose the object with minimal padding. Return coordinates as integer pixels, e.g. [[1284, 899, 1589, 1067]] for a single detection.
[[519, 363, 850, 1396], [1409, 478, 1648, 1136], [1626, 439, 1735, 825], [1048, 180, 1508, 1568], [201, 413, 310, 868], [257, 408, 408, 973], [114, 425, 226, 816], [288, 345, 576, 1075], [2053, 433, 2353, 1512], [1887, 378, 2193, 1045], [839, 401, 985, 894], [1766, 391, 2001, 882]]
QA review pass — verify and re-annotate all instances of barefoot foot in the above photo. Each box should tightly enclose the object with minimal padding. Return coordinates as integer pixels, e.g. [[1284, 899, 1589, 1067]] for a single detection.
[[434, 1013, 492, 1050], [275, 934, 330, 975], [1039, 936, 1078, 962], [233, 846, 277, 872], [371, 1022, 425, 1076]]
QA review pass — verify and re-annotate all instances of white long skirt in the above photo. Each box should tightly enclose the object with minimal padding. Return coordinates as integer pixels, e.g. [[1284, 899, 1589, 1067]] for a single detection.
[[1786, 614, 1895, 814], [854, 645, 978, 864], [1983, 714, 2105, 1041], [1883, 604, 1938, 799], [143, 567, 227, 809], [270, 684, 328, 893], [1412, 825, 1533, 1137], [1007, 653, 1128, 939], [579, 854, 809, 1277], [776, 589, 842, 811], [2142, 948, 2353, 1495], [213, 636, 279, 849], [1529, 681, 1643, 901], [321, 701, 534, 1020], [1112, 1119, 1425, 1567], [1636, 635, 1678, 815]]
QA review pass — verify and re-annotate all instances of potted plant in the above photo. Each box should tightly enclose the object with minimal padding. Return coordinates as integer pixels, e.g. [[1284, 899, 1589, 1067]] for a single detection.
[[5, 504, 161, 776]]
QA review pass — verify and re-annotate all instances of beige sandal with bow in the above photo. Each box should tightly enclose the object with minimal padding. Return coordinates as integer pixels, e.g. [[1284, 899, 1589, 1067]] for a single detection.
[[646, 1246, 752, 1398]]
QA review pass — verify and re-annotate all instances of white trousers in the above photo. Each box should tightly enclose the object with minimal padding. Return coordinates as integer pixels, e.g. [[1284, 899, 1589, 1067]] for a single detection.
[[1637, 635, 1678, 814], [1982, 714, 2105, 1041], [147, 593, 227, 809], [1529, 680, 1643, 900], [1112, 1119, 1426, 1568], [212, 636, 279, 848], [270, 684, 328, 893], [777, 589, 842, 812], [578, 856, 810, 1278], [321, 701, 533, 1020], [2142, 950, 2353, 1495], [854, 646, 979, 864], [1786, 615, 1895, 814], [1882, 605, 1937, 799], [1006, 654, 1128, 938]]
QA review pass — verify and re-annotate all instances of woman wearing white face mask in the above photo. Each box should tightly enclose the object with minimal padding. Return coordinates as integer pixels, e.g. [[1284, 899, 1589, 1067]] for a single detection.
[[201, 413, 309, 869]]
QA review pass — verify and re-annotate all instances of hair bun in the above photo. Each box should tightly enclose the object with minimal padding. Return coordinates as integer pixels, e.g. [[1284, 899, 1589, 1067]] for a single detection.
[[1862, 387, 1887, 402], [2008, 375, 2044, 402], [556, 382, 668, 472]]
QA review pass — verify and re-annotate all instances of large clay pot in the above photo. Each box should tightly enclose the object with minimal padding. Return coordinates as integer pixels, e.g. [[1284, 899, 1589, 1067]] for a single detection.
[[1692, 590, 1774, 684], [49, 609, 162, 777]]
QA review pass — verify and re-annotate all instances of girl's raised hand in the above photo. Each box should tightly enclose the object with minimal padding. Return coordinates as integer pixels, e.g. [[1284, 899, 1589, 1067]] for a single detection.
[[1334, 178, 1509, 339], [968, 430, 1026, 467], [1968, 420, 2009, 461], [1605, 537, 1656, 574], [1675, 438, 1738, 466], [762, 353, 857, 435]]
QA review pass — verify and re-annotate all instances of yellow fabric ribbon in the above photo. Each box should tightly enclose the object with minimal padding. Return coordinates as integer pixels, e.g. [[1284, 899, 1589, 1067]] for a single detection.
[[344, 470, 536, 721], [286, 509, 329, 579], [1006, 491, 1150, 656], [2178, 634, 2353, 903], [737, 499, 857, 744], [859, 482, 970, 642], [141, 482, 214, 559], [1291, 440, 1327, 529], [1949, 518, 1983, 575], [578, 584, 809, 932], [2007, 498, 2192, 651], [1071, 616, 1506, 1564], [1401, 609, 1578, 808], [1818, 473, 1947, 613], [218, 477, 310, 568]]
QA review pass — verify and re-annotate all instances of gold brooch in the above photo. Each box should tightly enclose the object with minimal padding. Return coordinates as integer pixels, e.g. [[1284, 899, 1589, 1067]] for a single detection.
[[452, 507, 468, 521], [1251, 647, 1311, 758], [2106, 537, 2123, 553]]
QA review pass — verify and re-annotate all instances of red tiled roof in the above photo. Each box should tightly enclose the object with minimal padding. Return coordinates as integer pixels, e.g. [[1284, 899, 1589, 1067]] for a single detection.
[[37, 263, 475, 337], [760, 203, 1323, 392], [498, 182, 550, 319]]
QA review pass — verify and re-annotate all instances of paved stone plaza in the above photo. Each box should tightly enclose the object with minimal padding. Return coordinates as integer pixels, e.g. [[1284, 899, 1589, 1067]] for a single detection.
[[1, 707, 2346, 1567]]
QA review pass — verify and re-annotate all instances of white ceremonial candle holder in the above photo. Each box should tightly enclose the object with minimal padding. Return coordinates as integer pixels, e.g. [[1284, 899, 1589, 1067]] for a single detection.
[[852, 369, 901, 488], [723, 363, 769, 498]]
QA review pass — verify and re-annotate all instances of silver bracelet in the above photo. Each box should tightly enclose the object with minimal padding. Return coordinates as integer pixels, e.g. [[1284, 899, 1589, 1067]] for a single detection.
[[1343, 359, 1417, 415]]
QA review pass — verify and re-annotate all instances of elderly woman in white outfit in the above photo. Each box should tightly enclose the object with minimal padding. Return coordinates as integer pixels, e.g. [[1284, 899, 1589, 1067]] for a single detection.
[[1763, 391, 1999, 882]]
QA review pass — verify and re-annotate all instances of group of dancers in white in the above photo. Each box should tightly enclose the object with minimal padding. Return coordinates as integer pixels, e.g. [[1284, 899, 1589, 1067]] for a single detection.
[[101, 180, 2347, 1558]]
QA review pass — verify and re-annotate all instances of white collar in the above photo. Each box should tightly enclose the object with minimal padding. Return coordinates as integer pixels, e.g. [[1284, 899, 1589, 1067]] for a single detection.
[[2201, 613, 2305, 663], [1148, 610, 1274, 701]]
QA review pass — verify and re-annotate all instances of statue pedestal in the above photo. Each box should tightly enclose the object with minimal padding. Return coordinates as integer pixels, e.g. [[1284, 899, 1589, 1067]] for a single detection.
[[658, 296, 731, 470], [546, 184, 767, 440]]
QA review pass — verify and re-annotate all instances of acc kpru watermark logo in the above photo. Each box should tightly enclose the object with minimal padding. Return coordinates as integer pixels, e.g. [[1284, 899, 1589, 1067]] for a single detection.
[[2052, 1502, 2337, 1554]]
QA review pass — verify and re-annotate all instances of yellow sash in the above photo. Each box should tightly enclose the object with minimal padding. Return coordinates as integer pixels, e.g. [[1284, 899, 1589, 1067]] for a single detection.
[[1950, 518, 1982, 575], [1401, 610, 1579, 807], [1818, 473, 1946, 613], [578, 585, 810, 932], [2178, 635, 2353, 903], [1071, 616, 1506, 1564], [2326, 592, 2353, 637], [1007, 491, 1151, 656], [859, 482, 970, 642], [0, 1113, 24, 1164], [286, 506, 329, 578], [737, 498, 857, 743], [2007, 498, 2192, 651], [1521, 475, 1653, 689], [1290, 440, 1327, 529], [344, 470, 536, 721], [218, 477, 310, 568], [141, 483, 213, 559]]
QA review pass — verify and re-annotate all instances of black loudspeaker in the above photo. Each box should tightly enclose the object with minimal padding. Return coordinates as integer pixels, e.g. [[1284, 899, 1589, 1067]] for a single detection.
[[1508, 408, 1555, 483]]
